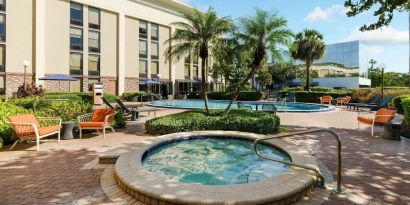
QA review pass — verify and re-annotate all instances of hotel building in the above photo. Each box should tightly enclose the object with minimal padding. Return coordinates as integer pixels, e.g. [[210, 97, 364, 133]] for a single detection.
[[0, 0, 219, 98]]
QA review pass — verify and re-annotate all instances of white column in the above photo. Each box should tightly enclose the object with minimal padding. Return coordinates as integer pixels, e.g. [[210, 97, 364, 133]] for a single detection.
[[35, 0, 46, 85], [169, 27, 176, 96], [117, 13, 125, 96]]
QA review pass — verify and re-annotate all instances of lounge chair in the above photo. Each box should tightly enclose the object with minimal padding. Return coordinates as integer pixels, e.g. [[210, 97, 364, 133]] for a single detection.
[[7, 114, 61, 151], [336, 96, 351, 106], [237, 102, 252, 110], [287, 92, 296, 102], [262, 104, 277, 115], [320, 95, 332, 105], [357, 108, 396, 136], [347, 95, 381, 109], [355, 96, 393, 111], [77, 108, 116, 139], [101, 97, 115, 109]]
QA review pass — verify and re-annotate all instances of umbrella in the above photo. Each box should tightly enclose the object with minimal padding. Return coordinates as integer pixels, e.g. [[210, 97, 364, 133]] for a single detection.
[[39, 74, 79, 92]]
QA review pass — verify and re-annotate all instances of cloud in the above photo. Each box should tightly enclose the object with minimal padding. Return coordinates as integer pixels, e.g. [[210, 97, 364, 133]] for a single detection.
[[304, 5, 346, 23], [346, 27, 409, 44], [360, 44, 385, 56]]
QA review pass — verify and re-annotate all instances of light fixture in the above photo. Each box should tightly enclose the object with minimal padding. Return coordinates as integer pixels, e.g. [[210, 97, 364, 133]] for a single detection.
[[22, 60, 30, 67]]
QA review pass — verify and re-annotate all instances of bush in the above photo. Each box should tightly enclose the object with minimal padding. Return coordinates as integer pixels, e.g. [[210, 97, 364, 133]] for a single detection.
[[352, 88, 410, 104], [393, 95, 410, 114], [146, 110, 280, 135], [122, 92, 143, 102], [401, 97, 410, 138], [43, 92, 118, 103], [207, 91, 265, 101], [15, 82, 45, 98], [113, 112, 127, 129], [287, 91, 351, 103]]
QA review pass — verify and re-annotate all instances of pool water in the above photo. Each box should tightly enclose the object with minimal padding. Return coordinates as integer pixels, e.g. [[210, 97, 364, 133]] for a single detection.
[[150, 100, 332, 112], [142, 138, 290, 185]]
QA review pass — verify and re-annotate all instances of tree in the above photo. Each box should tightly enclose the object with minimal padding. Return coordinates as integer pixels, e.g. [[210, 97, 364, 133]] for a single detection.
[[344, 0, 409, 31], [165, 8, 232, 113], [269, 61, 302, 89], [290, 29, 325, 91], [224, 8, 293, 114]]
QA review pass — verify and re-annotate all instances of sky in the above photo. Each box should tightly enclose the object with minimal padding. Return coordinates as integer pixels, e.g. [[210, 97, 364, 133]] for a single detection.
[[176, 0, 409, 73]]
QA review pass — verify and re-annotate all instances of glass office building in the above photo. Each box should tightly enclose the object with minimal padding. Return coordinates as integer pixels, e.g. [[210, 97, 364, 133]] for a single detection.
[[315, 40, 359, 69]]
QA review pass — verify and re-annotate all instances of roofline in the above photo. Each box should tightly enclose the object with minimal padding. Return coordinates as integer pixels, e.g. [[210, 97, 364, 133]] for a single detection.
[[129, 0, 198, 16]]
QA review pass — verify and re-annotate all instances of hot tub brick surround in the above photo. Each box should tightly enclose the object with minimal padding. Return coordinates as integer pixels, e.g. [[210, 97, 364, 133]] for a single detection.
[[112, 131, 329, 205]]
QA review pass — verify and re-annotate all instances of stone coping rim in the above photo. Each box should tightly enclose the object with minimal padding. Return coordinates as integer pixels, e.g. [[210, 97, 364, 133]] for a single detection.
[[115, 131, 320, 205]]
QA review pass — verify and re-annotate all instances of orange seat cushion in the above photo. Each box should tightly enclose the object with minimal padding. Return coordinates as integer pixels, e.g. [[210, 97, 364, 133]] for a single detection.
[[357, 117, 373, 125], [79, 122, 105, 128], [38, 125, 60, 136], [91, 109, 115, 122], [8, 114, 40, 137], [375, 109, 396, 123], [321, 96, 332, 102]]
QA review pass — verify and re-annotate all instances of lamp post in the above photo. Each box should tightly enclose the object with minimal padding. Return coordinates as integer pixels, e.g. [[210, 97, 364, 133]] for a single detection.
[[22, 60, 30, 90], [157, 73, 162, 95]]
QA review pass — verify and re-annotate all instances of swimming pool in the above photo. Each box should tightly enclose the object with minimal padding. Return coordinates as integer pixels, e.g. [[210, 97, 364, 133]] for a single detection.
[[149, 100, 334, 112], [142, 137, 290, 185]]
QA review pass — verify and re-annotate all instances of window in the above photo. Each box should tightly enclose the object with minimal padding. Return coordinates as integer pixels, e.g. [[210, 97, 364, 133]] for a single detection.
[[193, 65, 198, 80], [139, 20, 147, 38], [0, 45, 4, 72], [0, 0, 5, 12], [70, 78, 82, 92], [88, 78, 99, 91], [70, 27, 83, 50], [0, 75, 4, 95], [151, 42, 159, 60], [88, 7, 100, 29], [70, 53, 82, 75], [70, 2, 83, 26], [193, 52, 199, 65], [184, 55, 190, 64], [151, 61, 159, 77], [184, 64, 190, 80], [0, 14, 5, 42], [89, 31, 100, 52], [151, 23, 159, 41], [139, 60, 147, 78], [139, 40, 147, 58], [88, 55, 100, 76]]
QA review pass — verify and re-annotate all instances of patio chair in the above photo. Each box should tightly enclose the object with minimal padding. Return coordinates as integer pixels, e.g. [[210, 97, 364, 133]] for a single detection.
[[357, 108, 396, 136], [237, 102, 252, 110], [7, 114, 61, 151], [262, 104, 277, 115], [336, 96, 351, 106], [347, 95, 381, 109], [355, 96, 393, 111], [101, 97, 115, 109], [77, 108, 116, 139], [287, 92, 296, 102], [320, 95, 333, 105], [115, 99, 138, 115]]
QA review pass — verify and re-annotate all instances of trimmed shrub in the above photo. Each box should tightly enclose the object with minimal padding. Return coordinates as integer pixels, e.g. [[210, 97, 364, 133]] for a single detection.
[[145, 110, 280, 135], [43, 92, 118, 103], [207, 91, 265, 101], [289, 91, 351, 103], [401, 97, 410, 138], [352, 88, 410, 104], [121, 92, 143, 102], [393, 95, 410, 114]]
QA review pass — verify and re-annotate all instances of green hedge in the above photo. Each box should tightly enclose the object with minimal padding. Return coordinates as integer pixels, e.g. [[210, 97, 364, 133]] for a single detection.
[[207, 91, 265, 101], [121, 92, 143, 102], [44, 92, 118, 103], [145, 110, 280, 135], [287, 91, 351, 103]]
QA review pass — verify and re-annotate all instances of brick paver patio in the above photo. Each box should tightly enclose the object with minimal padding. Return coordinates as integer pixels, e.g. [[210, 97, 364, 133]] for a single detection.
[[0, 108, 409, 205]]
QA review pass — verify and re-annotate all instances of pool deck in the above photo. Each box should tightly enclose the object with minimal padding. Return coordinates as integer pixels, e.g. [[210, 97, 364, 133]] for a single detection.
[[0, 107, 409, 205]]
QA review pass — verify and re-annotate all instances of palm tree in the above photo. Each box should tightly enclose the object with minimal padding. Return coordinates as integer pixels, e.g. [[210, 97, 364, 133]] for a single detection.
[[224, 8, 293, 113], [291, 29, 325, 91], [165, 8, 232, 113]]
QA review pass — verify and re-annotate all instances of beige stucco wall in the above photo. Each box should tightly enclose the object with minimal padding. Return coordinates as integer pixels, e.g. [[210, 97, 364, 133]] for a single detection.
[[100, 10, 118, 77], [45, 0, 70, 75], [124, 16, 138, 78], [6, 0, 33, 73], [158, 25, 170, 79]]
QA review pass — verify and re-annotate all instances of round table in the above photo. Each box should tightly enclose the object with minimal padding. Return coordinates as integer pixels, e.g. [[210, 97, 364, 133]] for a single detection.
[[61, 121, 76, 140], [383, 122, 402, 141]]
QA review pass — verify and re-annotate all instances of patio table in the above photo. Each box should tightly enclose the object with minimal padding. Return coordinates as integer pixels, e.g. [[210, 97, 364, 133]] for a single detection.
[[61, 121, 76, 140]]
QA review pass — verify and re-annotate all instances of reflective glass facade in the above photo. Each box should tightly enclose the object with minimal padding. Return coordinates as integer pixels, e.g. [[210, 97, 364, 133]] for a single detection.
[[315, 40, 359, 68]]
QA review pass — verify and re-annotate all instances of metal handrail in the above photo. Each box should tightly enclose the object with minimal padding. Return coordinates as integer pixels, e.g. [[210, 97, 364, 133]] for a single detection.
[[253, 128, 343, 193]]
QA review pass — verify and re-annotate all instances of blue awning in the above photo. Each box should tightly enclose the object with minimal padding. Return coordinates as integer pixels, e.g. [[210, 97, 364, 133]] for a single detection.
[[39, 74, 78, 81]]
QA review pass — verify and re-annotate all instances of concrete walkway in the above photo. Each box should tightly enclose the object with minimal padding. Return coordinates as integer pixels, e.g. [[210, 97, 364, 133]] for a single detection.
[[0, 108, 409, 205]]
